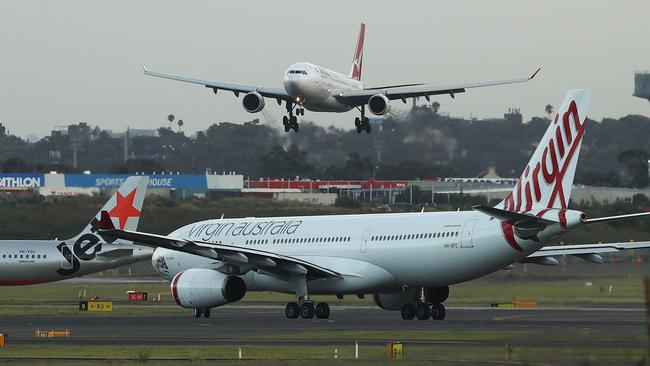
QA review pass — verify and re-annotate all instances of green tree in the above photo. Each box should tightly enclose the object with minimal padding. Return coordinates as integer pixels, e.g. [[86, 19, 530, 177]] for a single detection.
[[545, 104, 553, 119], [167, 114, 175, 130]]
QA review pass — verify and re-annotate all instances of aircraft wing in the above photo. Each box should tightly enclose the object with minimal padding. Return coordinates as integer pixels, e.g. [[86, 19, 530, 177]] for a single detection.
[[523, 242, 650, 265], [97, 212, 340, 279], [336, 68, 540, 107], [143, 64, 292, 101]]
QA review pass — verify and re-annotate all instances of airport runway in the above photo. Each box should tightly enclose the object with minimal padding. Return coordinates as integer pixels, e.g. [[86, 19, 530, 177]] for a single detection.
[[2, 306, 646, 348]]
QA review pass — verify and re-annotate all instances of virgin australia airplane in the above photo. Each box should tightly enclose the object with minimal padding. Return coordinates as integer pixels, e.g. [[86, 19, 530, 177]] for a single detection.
[[99, 89, 650, 320], [143, 23, 539, 134], [0, 176, 152, 285]]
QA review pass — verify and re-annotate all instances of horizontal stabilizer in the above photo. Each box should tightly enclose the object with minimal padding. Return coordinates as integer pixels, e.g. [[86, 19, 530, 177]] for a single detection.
[[585, 211, 650, 224], [524, 241, 650, 265], [472, 205, 553, 224]]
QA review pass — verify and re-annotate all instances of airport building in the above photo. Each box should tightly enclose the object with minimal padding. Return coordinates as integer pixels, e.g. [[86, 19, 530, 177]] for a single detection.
[[1, 172, 649, 207]]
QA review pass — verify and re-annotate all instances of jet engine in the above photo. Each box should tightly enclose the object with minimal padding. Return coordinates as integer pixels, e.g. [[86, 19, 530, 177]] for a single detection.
[[368, 94, 391, 115], [372, 291, 417, 311], [242, 92, 265, 113], [171, 268, 246, 309]]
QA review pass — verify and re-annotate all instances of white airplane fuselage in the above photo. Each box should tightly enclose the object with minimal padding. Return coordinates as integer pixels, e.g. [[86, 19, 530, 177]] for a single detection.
[[283, 62, 363, 112], [151, 210, 574, 295], [0, 240, 153, 285]]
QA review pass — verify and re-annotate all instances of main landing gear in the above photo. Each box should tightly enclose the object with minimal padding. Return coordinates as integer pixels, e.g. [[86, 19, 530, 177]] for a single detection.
[[285, 300, 330, 319], [194, 308, 211, 318], [282, 101, 305, 133], [355, 105, 371, 134], [401, 286, 448, 321], [284, 273, 330, 319]]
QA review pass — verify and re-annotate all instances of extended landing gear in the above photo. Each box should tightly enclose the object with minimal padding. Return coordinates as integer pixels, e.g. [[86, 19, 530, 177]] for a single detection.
[[285, 273, 330, 319], [401, 302, 445, 320], [285, 301, 330, 319], [194, 308, 211, 318], [355, 106, 371, 134], [400, 286, 448, 321], [282, 102, 304, 133]]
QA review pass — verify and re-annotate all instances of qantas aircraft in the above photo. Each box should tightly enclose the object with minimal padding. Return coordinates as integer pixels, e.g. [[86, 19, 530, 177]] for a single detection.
[[99, 89, 650, 320], [143, 23, 540, 134], [0, 176, 152, 285]]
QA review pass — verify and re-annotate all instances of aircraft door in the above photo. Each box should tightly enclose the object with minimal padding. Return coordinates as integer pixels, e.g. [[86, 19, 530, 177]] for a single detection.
[[360, 228, 371, 253], [460, 219, 477, 248]]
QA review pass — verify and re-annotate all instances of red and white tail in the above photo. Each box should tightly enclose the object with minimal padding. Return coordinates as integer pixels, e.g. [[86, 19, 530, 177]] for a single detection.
[[498, 89, 592, 212], [73, 176, 149, 240], [349, 23, 365, 81]]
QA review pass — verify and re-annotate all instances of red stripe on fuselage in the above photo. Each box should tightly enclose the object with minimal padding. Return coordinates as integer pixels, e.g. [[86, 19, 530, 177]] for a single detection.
[[500, 220, 523, 252], [0, 279, 52, 286]]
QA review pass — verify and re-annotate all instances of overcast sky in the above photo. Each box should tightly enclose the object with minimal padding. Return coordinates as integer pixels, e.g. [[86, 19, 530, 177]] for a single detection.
[[1, 0, 649, 139]]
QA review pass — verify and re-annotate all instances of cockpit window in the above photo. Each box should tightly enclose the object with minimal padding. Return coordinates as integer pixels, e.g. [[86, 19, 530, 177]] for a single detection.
[[288, 70, 308, 75]]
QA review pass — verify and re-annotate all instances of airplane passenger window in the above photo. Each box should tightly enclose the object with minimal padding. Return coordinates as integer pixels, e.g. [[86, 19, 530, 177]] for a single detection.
[[44, 255, 47, 258], [20, 255, 23, 258], [302, 70, 307, 75], [32, 255, 35, 258]]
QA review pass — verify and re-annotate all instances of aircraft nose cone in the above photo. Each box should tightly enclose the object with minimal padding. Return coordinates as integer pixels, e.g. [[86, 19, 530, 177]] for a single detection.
[[283, 78, 301, 97]]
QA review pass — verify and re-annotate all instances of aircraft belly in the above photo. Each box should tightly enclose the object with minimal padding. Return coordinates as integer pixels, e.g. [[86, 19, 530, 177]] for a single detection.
[[246, 257, 399, 295], [304, 97, 352, 112]]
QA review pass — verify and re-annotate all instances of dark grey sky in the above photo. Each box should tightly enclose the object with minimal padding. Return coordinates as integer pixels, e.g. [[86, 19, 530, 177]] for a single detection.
[[1, 0, 648, 138]]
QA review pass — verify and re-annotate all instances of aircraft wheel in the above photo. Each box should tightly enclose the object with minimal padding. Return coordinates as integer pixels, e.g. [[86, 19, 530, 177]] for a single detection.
[[401, 303, 415, 320], [354, 117, 361, 127], [431, 303, 446, 320], [315, 302, 330, 319], [203, 308, 211, 318], [416, 303, 430, 320], [285, 302, 300, 319], [300, 302, 315, 319], [365, 123, 371, 133], [194, 308, 202, 318], [293, 123, 300, 132]]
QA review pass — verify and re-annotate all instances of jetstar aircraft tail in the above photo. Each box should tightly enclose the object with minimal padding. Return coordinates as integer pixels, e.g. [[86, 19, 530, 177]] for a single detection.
[[70, 176, 149, 241], [497, 89, 592, 212], [349, 23, 365, 81]]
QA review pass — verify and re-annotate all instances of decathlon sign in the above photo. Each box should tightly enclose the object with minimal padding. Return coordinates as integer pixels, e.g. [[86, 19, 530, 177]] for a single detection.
[[0, 174, 44, 188]]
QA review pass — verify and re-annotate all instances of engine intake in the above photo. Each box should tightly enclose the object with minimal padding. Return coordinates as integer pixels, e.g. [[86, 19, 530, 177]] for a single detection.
[[368, 94, 391, 115], [242, 92, 265, 113], [171, 268, 246, 309]]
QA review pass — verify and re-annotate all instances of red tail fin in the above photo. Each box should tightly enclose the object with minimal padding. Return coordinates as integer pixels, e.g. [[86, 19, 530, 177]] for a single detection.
[[349, 23, 365, 81]]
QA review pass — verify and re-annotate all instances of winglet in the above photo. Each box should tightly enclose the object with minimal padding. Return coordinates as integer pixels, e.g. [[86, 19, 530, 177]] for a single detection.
[[99, 210, 115, 230], [141, 61, 148, 73], [529, 67, 541, 80]]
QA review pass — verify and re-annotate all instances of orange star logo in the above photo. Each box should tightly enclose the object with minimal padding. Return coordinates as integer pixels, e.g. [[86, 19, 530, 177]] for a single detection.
[[108, 189, 141, 229]]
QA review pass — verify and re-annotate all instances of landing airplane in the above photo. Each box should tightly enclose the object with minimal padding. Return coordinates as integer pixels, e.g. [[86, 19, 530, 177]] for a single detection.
[[143, 23, 540, 134], [0, 176, 152, 285], [99, 89, 650, 320]]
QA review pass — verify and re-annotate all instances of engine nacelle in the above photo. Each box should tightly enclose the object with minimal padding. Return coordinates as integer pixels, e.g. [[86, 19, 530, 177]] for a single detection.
[[171, 268, 246, 309], [368, 94, 391, 115], [242, 92, 265, 113], [372, 291, 417, 311]]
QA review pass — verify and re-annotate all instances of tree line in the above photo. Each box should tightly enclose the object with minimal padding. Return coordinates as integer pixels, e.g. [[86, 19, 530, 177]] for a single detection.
[[1, 105, 650, 187]]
